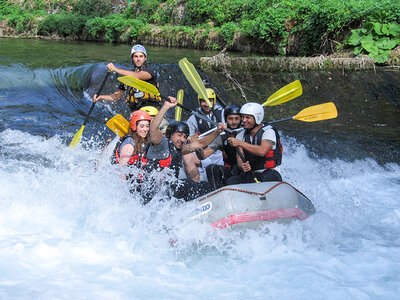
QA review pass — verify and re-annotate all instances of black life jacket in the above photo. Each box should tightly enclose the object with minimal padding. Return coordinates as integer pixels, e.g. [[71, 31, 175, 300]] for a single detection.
[[221, 132, 238, 168], [125, 66, 162, 111], [142, 140, 182, 178], [194, 107, 223, 134], [242, 125, 283, 170]]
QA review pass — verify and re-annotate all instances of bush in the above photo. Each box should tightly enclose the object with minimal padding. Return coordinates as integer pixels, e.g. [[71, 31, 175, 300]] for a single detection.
[[182, 0, 244, 26], [72, 0, 113, 17], [37, 14, 88, 37], [219, 22, 239, 44], [130, 19, 151, 40], [86, 17, 106, 38]]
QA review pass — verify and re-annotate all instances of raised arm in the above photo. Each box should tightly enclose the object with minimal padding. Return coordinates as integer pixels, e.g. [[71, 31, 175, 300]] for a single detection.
[[150, 97, 177, 145]]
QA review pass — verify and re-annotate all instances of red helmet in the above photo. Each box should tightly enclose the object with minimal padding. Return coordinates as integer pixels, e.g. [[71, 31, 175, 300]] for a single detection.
[[129, 110, 151, 131]]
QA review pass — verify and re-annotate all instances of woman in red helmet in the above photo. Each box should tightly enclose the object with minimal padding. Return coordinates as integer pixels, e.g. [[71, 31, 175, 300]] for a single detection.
[[112, 110, 152, 180]]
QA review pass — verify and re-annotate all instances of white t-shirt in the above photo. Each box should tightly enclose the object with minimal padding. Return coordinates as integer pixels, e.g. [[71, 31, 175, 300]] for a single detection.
[[236, 125, 279, 172]]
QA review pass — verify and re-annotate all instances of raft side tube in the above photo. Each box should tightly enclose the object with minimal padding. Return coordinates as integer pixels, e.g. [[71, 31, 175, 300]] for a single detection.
[[191, 181, 316, 230]]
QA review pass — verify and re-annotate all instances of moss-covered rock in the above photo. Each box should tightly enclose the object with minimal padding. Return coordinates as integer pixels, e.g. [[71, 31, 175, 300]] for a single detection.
[[200, 53, 377, 72]]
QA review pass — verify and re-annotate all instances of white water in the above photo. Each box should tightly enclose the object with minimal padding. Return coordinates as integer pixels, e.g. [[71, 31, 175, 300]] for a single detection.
[[1, 129, 399, 299]]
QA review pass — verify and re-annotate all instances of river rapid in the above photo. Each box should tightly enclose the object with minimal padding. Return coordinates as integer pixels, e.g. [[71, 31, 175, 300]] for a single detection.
[[1, 38, 400, 299]]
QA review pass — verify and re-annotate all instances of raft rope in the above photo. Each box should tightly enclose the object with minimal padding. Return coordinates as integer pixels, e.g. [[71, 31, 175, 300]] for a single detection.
[[197, 181, 312, 204]]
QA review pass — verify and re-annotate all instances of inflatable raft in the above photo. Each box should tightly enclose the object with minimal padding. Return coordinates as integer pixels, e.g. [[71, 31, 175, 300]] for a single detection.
[[189, 181, 316, 230]]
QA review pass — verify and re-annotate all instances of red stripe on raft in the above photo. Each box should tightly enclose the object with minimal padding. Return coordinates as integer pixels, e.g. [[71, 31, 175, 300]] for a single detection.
[[210, 208, 309, 229]]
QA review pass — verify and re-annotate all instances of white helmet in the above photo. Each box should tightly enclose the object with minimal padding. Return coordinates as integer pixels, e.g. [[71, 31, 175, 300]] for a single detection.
[[130, 44, 147, 57], [240, 102, 264, 124]]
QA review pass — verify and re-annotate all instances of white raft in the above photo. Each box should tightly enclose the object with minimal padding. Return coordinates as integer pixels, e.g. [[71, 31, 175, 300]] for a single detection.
[[190, 181, 316, 230]]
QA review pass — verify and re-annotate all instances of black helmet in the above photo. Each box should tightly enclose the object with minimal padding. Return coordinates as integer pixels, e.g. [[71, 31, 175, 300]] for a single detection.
[[166, 121, 190, 138], [224, 104, 241, 120]]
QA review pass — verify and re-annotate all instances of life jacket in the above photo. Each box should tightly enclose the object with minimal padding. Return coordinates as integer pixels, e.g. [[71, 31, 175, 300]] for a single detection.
[[221, 132, 239, 168], [194, 107, 223, 134], [242, 125, 283, 170], [111, 135, 147, 167], [125, 66, 162, 111], [142, 140, 183, 178]]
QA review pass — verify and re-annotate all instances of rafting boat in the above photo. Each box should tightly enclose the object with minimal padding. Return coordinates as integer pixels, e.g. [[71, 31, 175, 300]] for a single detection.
[[189, 181, 316, 230]]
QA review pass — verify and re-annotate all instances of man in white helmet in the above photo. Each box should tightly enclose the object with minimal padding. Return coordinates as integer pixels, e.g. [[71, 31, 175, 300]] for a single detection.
[[93, 44, 162, 112], [226, 102, 283, 184]]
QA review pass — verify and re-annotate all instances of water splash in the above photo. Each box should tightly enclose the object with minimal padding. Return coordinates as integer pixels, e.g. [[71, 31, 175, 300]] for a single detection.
[[1, 128, 399, 298]]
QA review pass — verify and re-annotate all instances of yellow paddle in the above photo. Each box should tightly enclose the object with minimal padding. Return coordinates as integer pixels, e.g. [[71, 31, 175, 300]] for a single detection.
[[263, 80, 302, 106], [175, 89, 184, 121], [69, 71, 111, 148], [106, 114, 130, 137], [269, 102, 338, 124], [178, 58, 302, 108], [117, 76, 234, 133], [105, 88, 185, 137], [117, 75, 155, 94], [178, 58, 212, 108]]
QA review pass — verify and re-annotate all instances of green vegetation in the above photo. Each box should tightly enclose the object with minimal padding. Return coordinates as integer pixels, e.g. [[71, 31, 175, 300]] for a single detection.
[[1, 0, 399, 63], [348, 22, 400, 63]]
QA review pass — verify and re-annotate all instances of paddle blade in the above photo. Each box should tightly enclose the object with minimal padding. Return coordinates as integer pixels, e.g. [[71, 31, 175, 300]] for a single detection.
[[118, 76, 160, 96], [175, 89, 184, 121], [293, 102, 338, 122], [178, 58, 213, 108], [263, 80, 302, 106], [106, 114, 130, 137], [69, 125, 85, 148]]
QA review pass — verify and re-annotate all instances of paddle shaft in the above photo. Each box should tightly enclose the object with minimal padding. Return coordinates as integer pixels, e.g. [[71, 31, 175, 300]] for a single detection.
[[115, 75, 229, 132], [83, 71, 111, 126], [161, 95, 233, 133], [235, 146, 260, 183], [268, 117, 293, 124]]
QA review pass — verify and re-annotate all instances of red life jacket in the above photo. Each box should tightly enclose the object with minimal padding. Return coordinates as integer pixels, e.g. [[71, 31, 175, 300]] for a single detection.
[[111, 136, 147, 167], [142, 140, 182, 178], [112, 137, 181, 179]]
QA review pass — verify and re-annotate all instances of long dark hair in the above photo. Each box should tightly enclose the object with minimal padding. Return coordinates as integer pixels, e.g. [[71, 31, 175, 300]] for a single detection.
[[127, 127, 150, 155]]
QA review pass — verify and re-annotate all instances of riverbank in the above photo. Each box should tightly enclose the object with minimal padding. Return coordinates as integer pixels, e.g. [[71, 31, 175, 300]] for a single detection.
[[1, 0, 399, 68]]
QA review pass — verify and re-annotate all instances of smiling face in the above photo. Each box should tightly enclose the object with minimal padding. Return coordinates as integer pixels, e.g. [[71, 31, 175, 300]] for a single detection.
[[226, 114, 241, 129], [241, 114, 256, 129], [136, 120, 150, 138], [170, 131, 188, 149], [132, 52, 146, 67], [199, 99, 214, 113]]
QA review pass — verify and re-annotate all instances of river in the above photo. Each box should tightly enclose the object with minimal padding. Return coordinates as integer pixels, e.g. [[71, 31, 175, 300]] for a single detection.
[[1, 38, 400, 299]]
